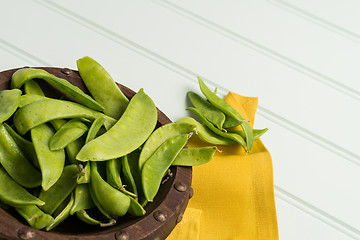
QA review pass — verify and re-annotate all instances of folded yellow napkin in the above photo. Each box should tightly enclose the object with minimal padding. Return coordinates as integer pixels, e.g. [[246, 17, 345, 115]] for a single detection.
[[167, 92, 279, 240]]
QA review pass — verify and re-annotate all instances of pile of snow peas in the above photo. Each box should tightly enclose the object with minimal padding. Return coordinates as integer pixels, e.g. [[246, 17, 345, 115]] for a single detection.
[[177, 77, 268, 152], [0, 56, 219, 231]]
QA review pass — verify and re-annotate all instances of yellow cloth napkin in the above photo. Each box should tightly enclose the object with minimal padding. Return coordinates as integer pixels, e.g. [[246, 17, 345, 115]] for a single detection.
[[167, 92, 279, 240]]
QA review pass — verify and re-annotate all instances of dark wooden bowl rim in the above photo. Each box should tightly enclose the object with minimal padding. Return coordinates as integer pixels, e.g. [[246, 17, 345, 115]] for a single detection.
[[0, 67, 192, 240]]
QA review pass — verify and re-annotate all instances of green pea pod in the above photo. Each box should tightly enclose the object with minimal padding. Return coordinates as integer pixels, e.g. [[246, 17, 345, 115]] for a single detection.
[[142, 134, 188, 202], [45, 193, 75, 231], [0, 89, 21, 123], [15, 205, 54, 230], [11, 68, 104, 111], [13, 98, 116, 135], [128, 196, 146, 217], [85, 116, 106, 143], [138, 122, 195, 171], [39, 164, 80, 215], [77, 89, 157, 161], [121, 155, 138, 197], [0, 123, 41, 188], [3, 123, 39, 168], [172, 147, 217, 166], [106, 158, 136, 198], [24, 79, 45, 96], [187, 91, 225, 129], [198, 77, 254, 152], [75, 209, 116, 227], [223, 116, 242, 129], [0, 165, 44, 207], [90, 162, 131, 217], [70, 184, 94, 215], [49, 119, 88, 151], [229, 128, 269, 141], [77, 56, 129, 119], [19, 94, 49, 108], [176, 117, 236, 145], [186, 107, 247, 149], [31, 123, 65, 191], [51, 119, 84, 165]]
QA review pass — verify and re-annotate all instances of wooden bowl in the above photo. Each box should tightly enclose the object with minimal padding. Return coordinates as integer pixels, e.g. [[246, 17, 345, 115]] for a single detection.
[[0, 67, 192, 240]]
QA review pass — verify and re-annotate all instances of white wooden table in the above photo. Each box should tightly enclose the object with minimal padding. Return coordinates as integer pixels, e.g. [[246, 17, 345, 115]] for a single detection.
[[1, 1, 359, 239]]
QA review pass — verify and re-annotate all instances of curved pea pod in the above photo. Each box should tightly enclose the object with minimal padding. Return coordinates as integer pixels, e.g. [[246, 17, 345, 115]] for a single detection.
[[24, 79, 45, 96], [77, 56, 129, 119], [11, 68, 104, 111], [187, 107, 247, 149], [89, 162, 131, 217], [0, 123, 41, 188], [176, 117, 236, 145], [49, 119, 88, 151], [39, 164, 80, 215], [198, 77, 254, 152], [45, 193, 75, 231], [51, 119, 84, 165], [13, 98, 116, 135], [77, 89, 157, 161], [138, 122, 195, 171], [3, 123, 39, 168], [31, 123, 65, 191], [142, 134, 188, 202], [172, 147, 217, 166], [0, 165, 44, 207], [19, 94, 50, 108], [187, 91, 225, 129], [128, 196, 146, 216], [0, 89, 21, 123], [106, 158, 136, 198], [70, 184, 94, 215], [121, 155, 138, 197], [230, 128, 269, 141], [15, 205, 54, 230], [75, 209, 116, 227], [85, 116, 106, 143]]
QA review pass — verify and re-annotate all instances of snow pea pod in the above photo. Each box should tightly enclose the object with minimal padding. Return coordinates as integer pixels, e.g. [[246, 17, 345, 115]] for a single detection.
[[75, 209, 116, 227], [90, 161, 131, 217], [198, 77, 254, 152], [85, 116, 106, 143], [176, 117, 236, 145], [70, 184, 94, 215], [77, 89, 157, 161], [15, 205, 54, 230], [121, 155, 138, 197], [230, 128, 269, 141], [142, 134, 188, 202], [172, 147, 216, 166], [0, 123, 41, 188], [0, 165, 44, 207], [24, 79, 45, 96], [128, 196, 146, 217], [138, 122, 195, 171], [39, 164, 80, 215], [77, 56, 129, 119], [106, 158, 136, 198], [11, 68, 104, 111], [13, 98, 116, 135], [0, 89, 21, 123], [3, 123, 38, 168], [187, 91, 225, 129], [49, 119, 88, 151], [46, 193, 74, 231], [187, 107, 247, 149], [31, 123, 65, 191]]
